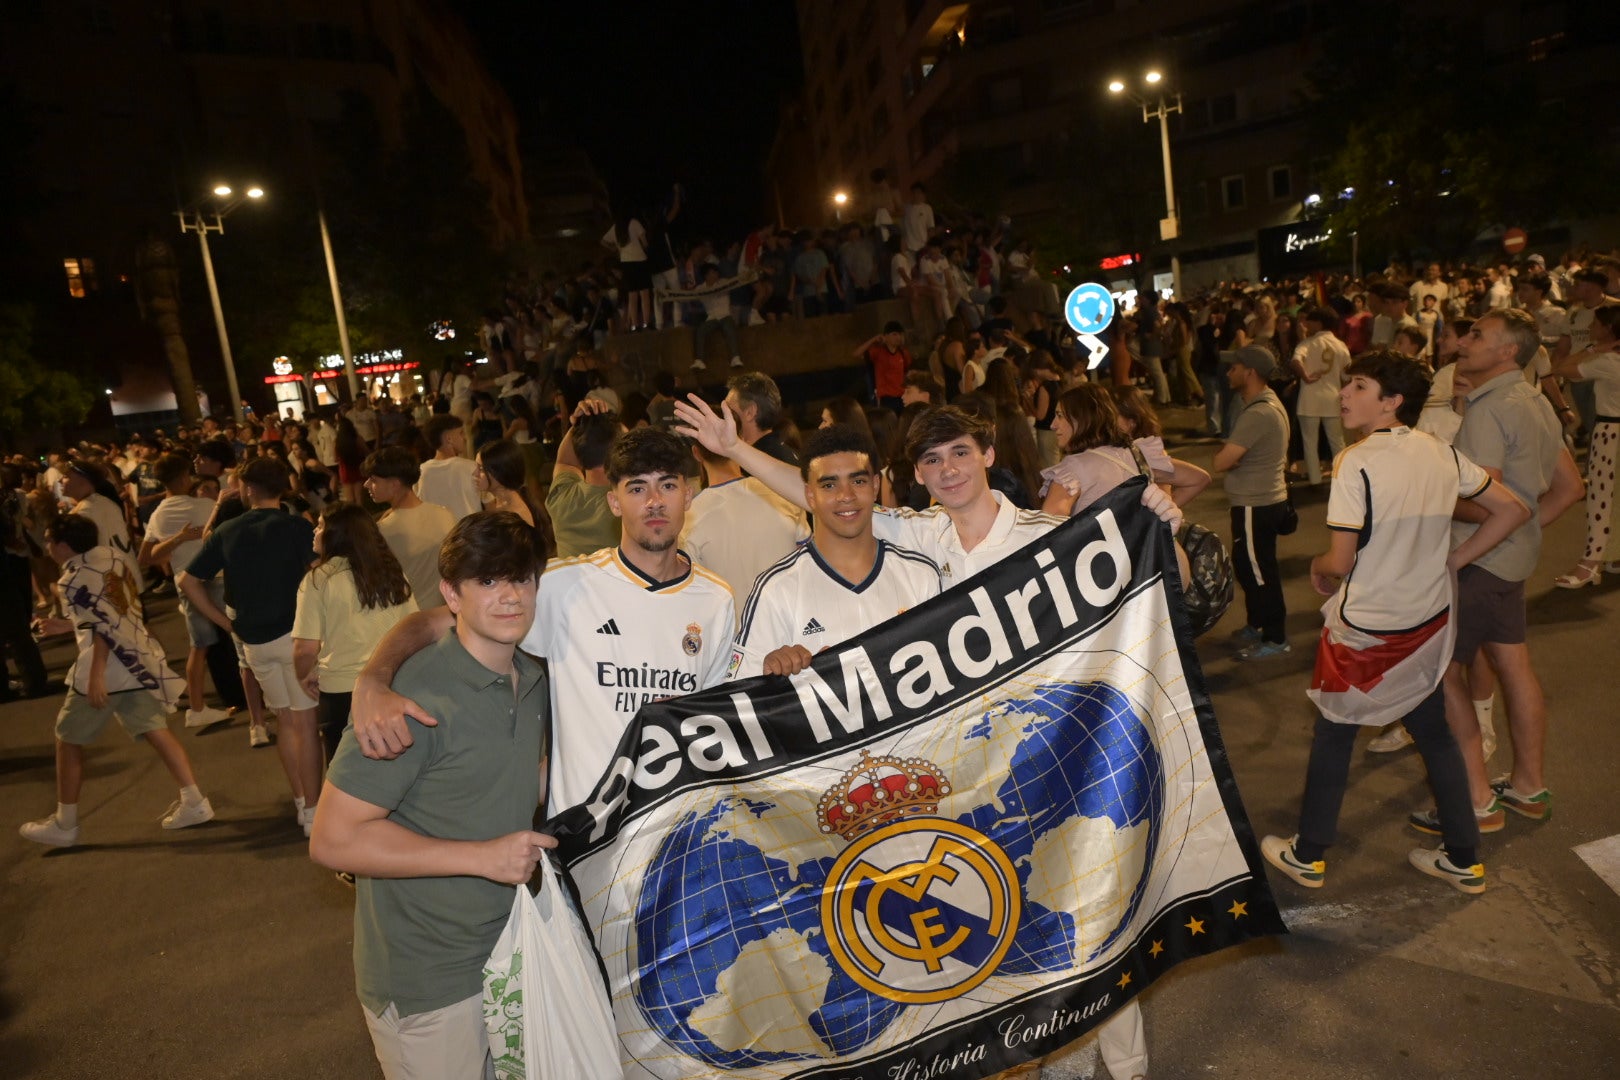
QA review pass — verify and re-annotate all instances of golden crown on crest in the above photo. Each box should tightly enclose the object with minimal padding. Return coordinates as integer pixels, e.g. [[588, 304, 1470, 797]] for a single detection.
[[817, 750, 951, 842]]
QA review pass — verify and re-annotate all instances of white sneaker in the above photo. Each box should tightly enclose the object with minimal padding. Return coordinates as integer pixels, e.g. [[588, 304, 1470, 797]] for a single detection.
[[161, 798, 215, 830], [729, 356, 744, 368], [184, 706, 231, 730], [20, 815, 80, 848], [299, 805, 316, 838], [1367, 725, 1414, 753], [249, 723, 272, 748], [690, 358, 707, 372]]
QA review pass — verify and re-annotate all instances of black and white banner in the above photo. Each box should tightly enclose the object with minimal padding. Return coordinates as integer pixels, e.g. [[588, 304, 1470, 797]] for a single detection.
[[550, 480, 1286, 1078]]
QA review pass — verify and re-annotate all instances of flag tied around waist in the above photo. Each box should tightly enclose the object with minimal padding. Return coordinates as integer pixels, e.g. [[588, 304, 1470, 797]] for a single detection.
[[549, 480, 1286, 1079]]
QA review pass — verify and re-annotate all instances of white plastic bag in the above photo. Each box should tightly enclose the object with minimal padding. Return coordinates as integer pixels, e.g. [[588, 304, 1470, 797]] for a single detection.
[[483, 855, 620, 1080]]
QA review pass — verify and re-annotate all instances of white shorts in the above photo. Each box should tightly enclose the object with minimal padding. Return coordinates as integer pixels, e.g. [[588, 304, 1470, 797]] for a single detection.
[[241, 632, 317, 712], [362, 992, 494, 1080]]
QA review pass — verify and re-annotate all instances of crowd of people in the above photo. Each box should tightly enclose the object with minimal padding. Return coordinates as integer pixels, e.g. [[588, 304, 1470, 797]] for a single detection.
[[4, 227, 1617, 1079]]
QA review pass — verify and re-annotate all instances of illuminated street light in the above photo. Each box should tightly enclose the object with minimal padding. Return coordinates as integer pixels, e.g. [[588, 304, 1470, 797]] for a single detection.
[[1105, 72, 1183, 297], [1145, 70, 1162, 84], [177, 182, 268, 421], [1108, 80, 1125, 93], [833, 191, 848, 205], [832, 189, 849, 223]]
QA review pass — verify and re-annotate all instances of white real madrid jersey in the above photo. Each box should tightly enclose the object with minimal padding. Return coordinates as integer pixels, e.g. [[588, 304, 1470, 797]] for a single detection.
[[522, 547, 735, 814], [871, 491, 1064, 586], [729, 540, 942, 680]]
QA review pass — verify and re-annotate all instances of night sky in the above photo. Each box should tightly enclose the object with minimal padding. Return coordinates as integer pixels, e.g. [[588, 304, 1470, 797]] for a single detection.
[[452, 1, 804, 242]]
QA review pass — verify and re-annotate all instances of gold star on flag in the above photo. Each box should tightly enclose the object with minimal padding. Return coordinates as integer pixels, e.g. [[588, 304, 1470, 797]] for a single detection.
[[1185, 916, 1206, 935], [1116, 971, 1132, 989], [1148, 939, 1165, 958], [1228, 900, 1248, 918]]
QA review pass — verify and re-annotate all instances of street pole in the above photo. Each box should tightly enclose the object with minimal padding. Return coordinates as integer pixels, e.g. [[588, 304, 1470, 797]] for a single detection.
[[318, 205, 358, 400], [188, 214, 245, 423], [1149, 94, 1184, 300]]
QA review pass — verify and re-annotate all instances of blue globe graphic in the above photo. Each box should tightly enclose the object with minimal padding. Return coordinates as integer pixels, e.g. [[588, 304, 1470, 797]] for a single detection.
[[631, 681, 1163, 1067]]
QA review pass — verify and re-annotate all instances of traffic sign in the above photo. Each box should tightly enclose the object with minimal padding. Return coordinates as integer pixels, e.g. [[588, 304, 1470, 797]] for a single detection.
[[1064, 283, 1115, 337], [1502, 227, 1527, 254], [1079, 333, 1109, 370]]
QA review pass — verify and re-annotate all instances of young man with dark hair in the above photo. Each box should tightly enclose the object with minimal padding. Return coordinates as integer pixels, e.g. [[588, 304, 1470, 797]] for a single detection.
[[725, 371, 799, 466], [311, 511, 555, 1080], [854, 320, 912, 412], [1261, 352, 1529, 896], [20, 514, 215, 849], [350, 429, 735, 819], [902, 369, 946, 407], [415, 416, 481, 521], [179, 458, 322, 834], [545, 400, 626, 558], [140, 452, 231, 728], [365, 447, 455, 611], [730, 425, 940, 680]]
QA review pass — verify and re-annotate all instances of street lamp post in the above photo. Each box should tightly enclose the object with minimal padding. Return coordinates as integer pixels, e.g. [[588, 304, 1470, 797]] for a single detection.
[[1109, 72, 1183, 299], [316, 204, 359, 400], [176, 184, 265, 423]]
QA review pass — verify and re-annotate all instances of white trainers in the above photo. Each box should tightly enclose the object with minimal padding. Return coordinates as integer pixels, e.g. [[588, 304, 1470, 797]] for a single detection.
[[249, 723, 272, 748], [690, 358, 708, 372], [184, 706, 231, 730], [729, 356, 744, 368], [1367, 725, 1414, 753], [161, 798, 215, 830], [20, 815, 80, 848], [298, 805, 316, 838]]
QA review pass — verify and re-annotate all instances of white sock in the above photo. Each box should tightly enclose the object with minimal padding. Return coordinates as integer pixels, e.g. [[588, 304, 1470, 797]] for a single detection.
[[57, 802, 78, 829], [180, 785, 204, 807], [294, 795, 306, 813], [1474, 697, 1495, 729]]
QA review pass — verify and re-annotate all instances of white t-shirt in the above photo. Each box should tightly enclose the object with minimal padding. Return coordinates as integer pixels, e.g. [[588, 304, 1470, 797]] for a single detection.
[[72, 492, 143, 593], [901, 201, 935, 254], [415, 457, 482, 521], [350, 405, 378, 444], [729, 540, 941, 680], [1325, 426, 1490, 632], [602, 220, 648, 262], [679, 478, 809, 615], [872, 492, 1065, 585], [291, 558, 418, 693], [1409, 279, 1449, 310], [377, 501, 457, 610], [1577, 350, 1620, 416], [311, 424, 338, 467], [1294, 331, 1351, 417], [1529, 303, 1569, 345], [1417, 364, 1463, 445], [1567, 304, 1596, 353], [145, 494, 215, 573], [890, 251, 914, 294], [1487, 279, 1514, 310], [521, 548, 735, 814]]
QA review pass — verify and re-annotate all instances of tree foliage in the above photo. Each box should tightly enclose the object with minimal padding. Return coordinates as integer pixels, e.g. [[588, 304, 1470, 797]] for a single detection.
[[0, 304, 95, 443]]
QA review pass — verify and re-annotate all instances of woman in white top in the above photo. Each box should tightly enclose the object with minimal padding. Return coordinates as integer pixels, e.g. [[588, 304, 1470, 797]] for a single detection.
[[603, 212, 651, 332], [292, 504, 417, 762], [1551, 304, 1620, 588]]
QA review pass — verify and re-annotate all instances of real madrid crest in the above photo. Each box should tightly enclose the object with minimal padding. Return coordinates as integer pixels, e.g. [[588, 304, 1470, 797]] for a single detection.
[[818, 751, 1021, 1004], [681, 622, 702, 656]]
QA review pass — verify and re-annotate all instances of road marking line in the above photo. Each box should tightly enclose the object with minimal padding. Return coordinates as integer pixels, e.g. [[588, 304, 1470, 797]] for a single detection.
[[1573, 834, 1620, 897]]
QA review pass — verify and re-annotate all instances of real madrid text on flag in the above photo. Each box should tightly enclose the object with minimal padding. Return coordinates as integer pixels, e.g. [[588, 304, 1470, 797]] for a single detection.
[[549, 480, 1286, 1079]]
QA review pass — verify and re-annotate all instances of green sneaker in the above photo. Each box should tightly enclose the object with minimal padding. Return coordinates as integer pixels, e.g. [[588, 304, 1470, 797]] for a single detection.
[[1407, 799, 1504, 836], [1261, 834, 1324, 888], [1408, 846, 1486, 895], [1489, 777, 1551, 821]]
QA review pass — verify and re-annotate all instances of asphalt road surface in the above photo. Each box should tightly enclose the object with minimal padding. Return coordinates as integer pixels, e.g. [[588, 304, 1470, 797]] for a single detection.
[[4, 415, 1618, 1079]]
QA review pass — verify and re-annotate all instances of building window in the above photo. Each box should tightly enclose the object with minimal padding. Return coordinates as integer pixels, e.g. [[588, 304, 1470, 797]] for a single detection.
[[1268, 165, 1292, 201], [1221, 175, 1247, 211], [63, 257, 97, 298]]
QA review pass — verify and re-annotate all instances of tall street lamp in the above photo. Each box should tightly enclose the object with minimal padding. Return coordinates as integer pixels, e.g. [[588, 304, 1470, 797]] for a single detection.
[[1109, 70, 1183, 299], [177, 183, 265, 422]]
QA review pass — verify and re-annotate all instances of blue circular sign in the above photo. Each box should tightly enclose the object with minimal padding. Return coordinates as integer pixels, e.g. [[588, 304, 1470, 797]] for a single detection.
[[1064, 283, 1116, 336]]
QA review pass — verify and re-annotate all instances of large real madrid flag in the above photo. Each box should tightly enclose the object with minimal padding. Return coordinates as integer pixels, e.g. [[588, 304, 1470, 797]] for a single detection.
[[549, 479, 1286, 1079]]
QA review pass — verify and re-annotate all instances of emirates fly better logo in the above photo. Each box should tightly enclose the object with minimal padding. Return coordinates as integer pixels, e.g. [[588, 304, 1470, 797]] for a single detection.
[[818, 752, 1021, 1004]]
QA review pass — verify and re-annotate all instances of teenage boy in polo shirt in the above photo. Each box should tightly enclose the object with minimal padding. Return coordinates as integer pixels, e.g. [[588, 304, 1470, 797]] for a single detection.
[[311, 512, 555, 1080], [1261, 353, 1529, 896], [179, 458, 321, 833]]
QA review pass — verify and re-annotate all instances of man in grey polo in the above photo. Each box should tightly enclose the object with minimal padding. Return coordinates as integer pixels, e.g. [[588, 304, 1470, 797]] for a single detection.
[[310, 512, 556, 1080], [1434, 309, 1584, 832], [1212, 345, 1294, 660]]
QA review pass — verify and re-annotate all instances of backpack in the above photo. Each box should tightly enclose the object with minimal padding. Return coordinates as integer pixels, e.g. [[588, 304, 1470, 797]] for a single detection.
[[1128, 445, 1234, 637]]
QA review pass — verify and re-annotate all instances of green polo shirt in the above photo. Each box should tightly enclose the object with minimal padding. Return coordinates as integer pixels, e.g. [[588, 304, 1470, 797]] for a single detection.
[[326, 630, 548, 1017]]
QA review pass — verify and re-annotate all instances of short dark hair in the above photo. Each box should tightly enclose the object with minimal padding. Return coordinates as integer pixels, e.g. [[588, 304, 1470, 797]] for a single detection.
[[1375, 282, 1409, 302], [240, 457, 290, 498], [1573, 268, 1609, 288], [424, 415, 463, 451], [799, 424, 878, 480], [47, 513, 100, 554], [726, 371, 784, 430], [195, 438, 236, 471], [606, 427, 689, 483], [883, 320, 905, 335], [1302, 305, 1340, 331], [153, 452, 192, 487], [573, 411, 623, 471], [438, 510, 542, 586], [903, 405, 995, 465], [363, 446, 421, 486], [1346, 349, 1431, 426], [903, 370, 945, 403], [1518, 273, 1552, 296], [1395, 325, 1428, 351]]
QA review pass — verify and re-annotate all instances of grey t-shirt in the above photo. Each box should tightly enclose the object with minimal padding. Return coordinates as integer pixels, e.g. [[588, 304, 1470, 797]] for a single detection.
[[326, 631, 548, 1017], [1223, 388, 1290, 507], [1450, 367, 1563, 582]]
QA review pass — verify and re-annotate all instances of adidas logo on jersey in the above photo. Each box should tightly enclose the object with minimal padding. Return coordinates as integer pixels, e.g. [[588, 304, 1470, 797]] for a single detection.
[[802, 617, 826, 635], [595, 619, 622, 636]]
